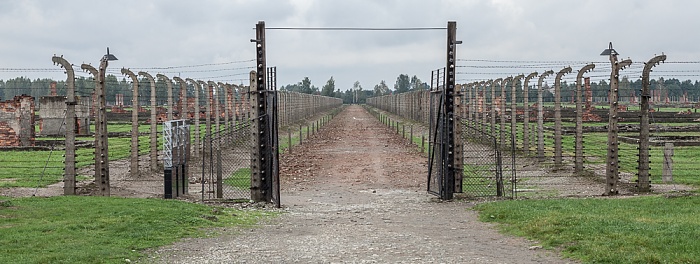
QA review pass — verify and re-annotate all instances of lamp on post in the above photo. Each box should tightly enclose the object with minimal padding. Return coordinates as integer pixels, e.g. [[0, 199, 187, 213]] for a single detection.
[[600, 42, 631, 196], [96, 47, 117, 196]]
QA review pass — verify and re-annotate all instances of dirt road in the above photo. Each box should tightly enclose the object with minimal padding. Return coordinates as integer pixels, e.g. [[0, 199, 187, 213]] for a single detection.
[[152, 105, 572, 263]]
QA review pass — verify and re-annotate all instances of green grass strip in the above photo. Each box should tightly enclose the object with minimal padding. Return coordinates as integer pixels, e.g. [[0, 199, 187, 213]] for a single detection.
[[474, 195, 700, 263], [0, 196, 275, 264]]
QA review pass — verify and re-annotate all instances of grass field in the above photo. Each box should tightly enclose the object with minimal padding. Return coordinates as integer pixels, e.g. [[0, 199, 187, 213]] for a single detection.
[[0, 195, 275, 263], [475, 195, 700, 263]]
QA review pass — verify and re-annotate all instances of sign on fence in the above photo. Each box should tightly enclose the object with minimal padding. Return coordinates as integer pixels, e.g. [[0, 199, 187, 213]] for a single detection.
[[163, 119, 190, 199]]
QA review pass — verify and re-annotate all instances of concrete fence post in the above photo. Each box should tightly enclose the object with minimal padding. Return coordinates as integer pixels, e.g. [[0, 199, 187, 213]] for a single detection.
[[500, 77, 512, 148], [122, 69, 140, 178], [522, 72, 538, 155], [186, 79, 201, 157], [638, 54, 666, 191], [575, 64, 596, 173], [537, 71, 554, 162], [511, 75, 524, 150], [139, 72, 159, 172], [554, 67, 572, 169], [52, 56, 76, 195], [156, 74, 174, 121]]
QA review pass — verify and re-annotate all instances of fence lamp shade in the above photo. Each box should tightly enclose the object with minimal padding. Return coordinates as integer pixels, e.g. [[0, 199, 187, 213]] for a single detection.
[[600, 42, 618, 56]]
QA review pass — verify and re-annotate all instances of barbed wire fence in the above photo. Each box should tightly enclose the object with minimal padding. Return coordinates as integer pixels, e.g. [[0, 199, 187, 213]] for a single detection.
[[368, 56, 699, 199], [0, 57, 342, 201]]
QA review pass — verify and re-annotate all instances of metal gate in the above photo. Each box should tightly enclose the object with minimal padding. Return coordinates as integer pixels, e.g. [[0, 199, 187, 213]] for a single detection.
[[427, 21, 461, 200], [427, 68, 448, 198], [460, 121, 513, 198]]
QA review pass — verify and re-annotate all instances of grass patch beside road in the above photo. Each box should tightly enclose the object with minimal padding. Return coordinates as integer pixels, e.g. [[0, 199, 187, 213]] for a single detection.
[[223, 168, 251, 189], [474, 195, 700, 263], [0, 196, 275, 264]]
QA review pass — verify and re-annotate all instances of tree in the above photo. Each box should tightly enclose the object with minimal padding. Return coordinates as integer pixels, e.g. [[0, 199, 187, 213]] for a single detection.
[[373, 80, 390, 96], [409, 75, 426, 91], [394, 74, 410, 94], [321, 76, 335, 97], [351, 81, 363, 104]]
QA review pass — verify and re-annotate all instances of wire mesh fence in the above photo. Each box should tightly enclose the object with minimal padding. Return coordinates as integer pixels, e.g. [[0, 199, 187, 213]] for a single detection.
[[200, 120, 253, 201]]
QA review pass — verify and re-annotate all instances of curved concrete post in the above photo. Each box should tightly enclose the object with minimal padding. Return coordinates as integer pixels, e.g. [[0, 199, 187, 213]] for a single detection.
[[138, 71, 159, 172], [122, 68, 140, 178], [82, 63, 107, 194], [156, 74, 174, 121], [522, 72, 538, 155], [574, 64, 596, 173], [554, 67, 573, 169], [638, 54, 666, 192], [604, 56, 633, 195], [198, 80, 211, 158], [209, 81, 221, 137], [500, 77, 512, 148], [481, 80, 491, 142], [173, 77, 187, 119], [52, 56, 76, 195], [511, 74, 524, 150], [186, 78, 201, 156], [490, 78, 502, 137], [537, 71, 554, 162]]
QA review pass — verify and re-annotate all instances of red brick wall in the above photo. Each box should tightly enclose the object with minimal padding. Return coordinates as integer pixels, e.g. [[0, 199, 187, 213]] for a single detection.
[[0, 95, 35, 147]]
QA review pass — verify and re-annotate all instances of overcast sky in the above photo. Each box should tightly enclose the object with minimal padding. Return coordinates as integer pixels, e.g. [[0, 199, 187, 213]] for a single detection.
[[1, 0, 698, 91]]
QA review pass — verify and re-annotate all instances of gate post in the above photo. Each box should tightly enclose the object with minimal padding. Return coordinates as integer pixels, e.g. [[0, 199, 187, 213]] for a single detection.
[[250, 21, 273, 203], [638, 54, 666, 192], [444, 21, 460, 198]]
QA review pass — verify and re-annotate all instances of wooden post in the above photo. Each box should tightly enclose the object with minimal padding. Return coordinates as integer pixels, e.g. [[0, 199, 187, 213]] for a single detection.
[[288, 129, 292, 154], [663, 143, 674, 183]]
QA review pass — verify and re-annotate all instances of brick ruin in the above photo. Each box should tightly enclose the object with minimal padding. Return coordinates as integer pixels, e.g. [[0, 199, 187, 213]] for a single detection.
[[0, 95, 35, 147]]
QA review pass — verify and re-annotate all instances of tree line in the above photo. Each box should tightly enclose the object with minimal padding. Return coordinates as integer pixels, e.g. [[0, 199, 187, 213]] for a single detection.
[[2, 75, 699, 106], [280, 74, 429, 104]]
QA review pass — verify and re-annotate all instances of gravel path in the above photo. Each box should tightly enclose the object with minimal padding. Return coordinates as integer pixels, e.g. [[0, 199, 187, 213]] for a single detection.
[[150, 105, 573, 263]]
